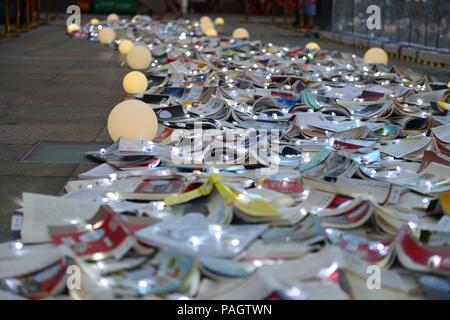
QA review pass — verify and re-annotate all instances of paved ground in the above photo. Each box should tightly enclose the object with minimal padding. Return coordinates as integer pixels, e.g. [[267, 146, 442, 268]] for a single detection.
[[0, 14, 448, 238], [0, 17, 126, 238]]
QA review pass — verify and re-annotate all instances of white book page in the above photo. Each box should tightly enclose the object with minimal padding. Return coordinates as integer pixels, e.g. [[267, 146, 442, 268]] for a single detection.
[[0, 290, 26, 300], [0, 245, 61, 278], [335, 177, 391, 203], [169, 61, 189, 74], [244, 240, 312, 260], [381, 137, 432, 158], [118, 137, 146, 152], [432, 124, 450, 144], [300, 190, 335, 211], [79, 163, 121, 180], [21, 193, 100, 243]]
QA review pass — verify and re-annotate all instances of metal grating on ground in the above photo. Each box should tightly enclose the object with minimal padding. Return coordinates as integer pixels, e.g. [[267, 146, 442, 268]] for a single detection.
[[20, 141, 109, 164]]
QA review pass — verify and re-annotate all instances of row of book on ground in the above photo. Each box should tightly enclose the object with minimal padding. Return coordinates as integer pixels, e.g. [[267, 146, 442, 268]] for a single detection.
[[1, 16, 450, 300]]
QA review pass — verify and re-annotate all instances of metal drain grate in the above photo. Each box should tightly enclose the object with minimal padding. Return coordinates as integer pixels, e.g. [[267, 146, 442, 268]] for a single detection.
[[20, 141, 109, 164]]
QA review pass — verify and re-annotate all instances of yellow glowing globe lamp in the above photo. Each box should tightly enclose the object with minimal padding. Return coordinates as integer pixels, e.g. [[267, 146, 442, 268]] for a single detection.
[[123, 71, 148, 95], [200, 16, 213, 25], [205, 28, 218, 37], [67, 23, 80, 34], [90, 18, 100, 25], [232, 28, 249, 40], [98, 27, 116, 44], [119, 39, 134, 55], [107, 13, 120, 22], [126, 45, 152, 70], [364, 47, 389, 65], [108, 100, 158, 142], [201, 23, 214, 34], [215, 17, 225, 26], [306, 42, 320, 51]]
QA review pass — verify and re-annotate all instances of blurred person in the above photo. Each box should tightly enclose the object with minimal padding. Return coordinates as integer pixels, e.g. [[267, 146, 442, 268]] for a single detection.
[[294, 0, 305, 29], [305, 0, 317, 29], [137, 0, 156, 15], [249, 0, 272, 15], [138, 0, 182, 19], [209, 0, 224, 13]]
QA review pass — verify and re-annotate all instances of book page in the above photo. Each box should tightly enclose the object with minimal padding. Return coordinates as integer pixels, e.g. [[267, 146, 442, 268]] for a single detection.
[[21, 193, 100, 243], [335, 177, 392, 204], [0, 245, 62, 278], [79, 163, 121, 180], [432, 124, 450, 144], [381, 137, 432, 158]]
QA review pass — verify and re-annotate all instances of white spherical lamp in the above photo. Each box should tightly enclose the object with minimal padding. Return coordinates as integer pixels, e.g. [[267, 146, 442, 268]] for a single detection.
[[126, 45, 152, 70], [107, 13, 120, 22], [98, 27, 116, 44], [205, 28, 218, 37], [215, 17, 225, 26], [232, 28, 249, 40], [364, 48, 389, 65], [200, 19, 214, 34], [200, 16, 213, 25], [123, 71, 148, 95], [118, 39, 134, 55], [306, 42, 320, 51], [108, 100, 158, 142]]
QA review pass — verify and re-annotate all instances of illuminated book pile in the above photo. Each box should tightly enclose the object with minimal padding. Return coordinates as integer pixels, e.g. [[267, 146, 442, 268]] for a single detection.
[[1, 16, 450, 300]]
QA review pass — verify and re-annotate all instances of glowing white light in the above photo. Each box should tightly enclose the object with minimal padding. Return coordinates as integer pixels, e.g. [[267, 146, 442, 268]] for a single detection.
[[231, 239, 240, 246], [189, 236, 201, 247], [99, 278, 109, 287], [138, 280, 149, 288], [427, 255, 442, 268]]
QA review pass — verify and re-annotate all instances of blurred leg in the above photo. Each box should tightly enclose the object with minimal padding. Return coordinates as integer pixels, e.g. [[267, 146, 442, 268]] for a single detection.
[[2, 0, 19, 37], [158, 0, 167, 19], [2, 0, 12, 35], [24, 0, 30, 28], [14, 0, 20, 31], [45, 0, 49, 22], [167, 0, 181, 18]]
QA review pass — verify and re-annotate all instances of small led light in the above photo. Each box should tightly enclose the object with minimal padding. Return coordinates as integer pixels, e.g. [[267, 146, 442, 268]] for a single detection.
[[231, 239, 240, 246], [189, 236, 201, 247]]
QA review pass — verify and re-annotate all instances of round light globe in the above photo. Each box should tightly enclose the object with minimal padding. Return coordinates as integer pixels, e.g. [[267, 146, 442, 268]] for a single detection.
[[200, 16, 213, 25], [123, 71, 148, 95], [306, 42, 321, 51], [364, 47, 389, 65], [107, 13, 120, 22], [200, 21, 214, 33], [215, 17, 225, 26], [232, 28, 249, 40], [90, 18, 100, 25], [108, 100, 158, 142], [205, 28, 218, 37], [126, 45, 152, 70], [118, 39, 134, 55], [67, 23, 80, 33], [98, 27, 116, 44]]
